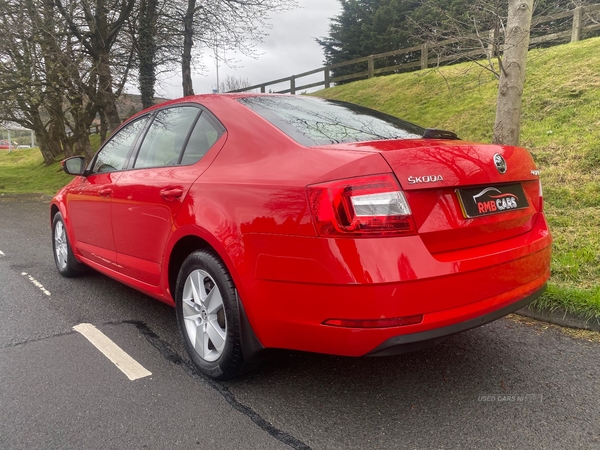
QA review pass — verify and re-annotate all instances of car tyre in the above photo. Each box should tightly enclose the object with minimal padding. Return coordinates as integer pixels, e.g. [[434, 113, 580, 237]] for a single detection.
[[52, 212, 86, 277], [175, 250, 246, 380]]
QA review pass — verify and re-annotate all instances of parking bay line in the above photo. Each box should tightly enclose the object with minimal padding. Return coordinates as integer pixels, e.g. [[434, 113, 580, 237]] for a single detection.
[[21, 272, 51, 296], [73, 323, 152, 381]]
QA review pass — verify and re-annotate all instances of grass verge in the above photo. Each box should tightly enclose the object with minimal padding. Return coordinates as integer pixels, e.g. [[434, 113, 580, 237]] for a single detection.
[[0, 135, 101, 195], [0, 149, 73, 195]]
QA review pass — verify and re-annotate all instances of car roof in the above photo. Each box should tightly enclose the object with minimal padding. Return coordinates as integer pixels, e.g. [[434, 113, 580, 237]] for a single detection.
[[123, 93, 291, 125]]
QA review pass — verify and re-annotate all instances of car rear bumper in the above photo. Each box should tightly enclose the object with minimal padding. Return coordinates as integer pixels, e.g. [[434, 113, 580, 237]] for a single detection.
[[366, 283, 545, 356], [237, 213, 552, 356]]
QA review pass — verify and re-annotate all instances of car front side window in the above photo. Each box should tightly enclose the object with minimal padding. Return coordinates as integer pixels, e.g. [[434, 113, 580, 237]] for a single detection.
[[92, 116, 149, 174]]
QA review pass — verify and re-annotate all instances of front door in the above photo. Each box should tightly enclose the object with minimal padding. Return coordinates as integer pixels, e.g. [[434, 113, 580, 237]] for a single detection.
[[67, 115, 150, 269]]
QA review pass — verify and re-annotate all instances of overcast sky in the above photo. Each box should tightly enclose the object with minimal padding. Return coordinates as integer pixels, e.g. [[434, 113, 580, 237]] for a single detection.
[[154, 0, 341, 99]]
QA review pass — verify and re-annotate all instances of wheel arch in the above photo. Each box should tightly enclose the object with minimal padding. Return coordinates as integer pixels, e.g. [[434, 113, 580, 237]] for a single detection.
[[167, 234, 212, 299], [50, 198, 69, 229], [50, 203, 60, 222], [167, 233, 268, 363], [50, 201, 77, 254]]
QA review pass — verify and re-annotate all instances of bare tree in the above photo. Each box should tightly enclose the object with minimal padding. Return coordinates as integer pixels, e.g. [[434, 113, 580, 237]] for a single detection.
[[138, 0, 159, 109], [0, 1, 51, 163], [178, 0, 297, 97], [408, 0, 506, 77], [0, 0, 83, 163], [493, 0, 533, 145], [0, 0, 108, 163], [181, 0, 198, 96], [54, 0, 136, 134], [39, 0, 98, 159], [408, 0, 562, 145], [219, 75, 252, 93], [1, 0, 298, 165]]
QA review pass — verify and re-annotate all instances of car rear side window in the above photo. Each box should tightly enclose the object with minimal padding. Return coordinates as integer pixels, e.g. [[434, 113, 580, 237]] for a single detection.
[[92, 115, 149, 173], [179, 113, 222, 165], [238, 96, 425, 146], [134, 106, 201, 169]]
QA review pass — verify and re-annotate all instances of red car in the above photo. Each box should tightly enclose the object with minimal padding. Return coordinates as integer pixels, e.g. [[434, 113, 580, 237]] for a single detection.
[[51, 94, 551, 379], [0, 140, 17, 149]]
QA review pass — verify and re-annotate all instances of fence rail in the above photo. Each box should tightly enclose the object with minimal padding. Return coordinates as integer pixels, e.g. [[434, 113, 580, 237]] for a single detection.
[[231, 5, 600, 95]]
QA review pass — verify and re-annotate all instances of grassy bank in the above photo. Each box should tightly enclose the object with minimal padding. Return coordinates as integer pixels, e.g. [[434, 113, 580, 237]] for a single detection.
[[314, 37, 600, 320], [0, 135, 101, 195], [0, 149, 73, 195]]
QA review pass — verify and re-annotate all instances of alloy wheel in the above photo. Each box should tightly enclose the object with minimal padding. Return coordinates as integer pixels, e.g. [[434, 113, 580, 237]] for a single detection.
[[181, 269, 227, 362], [54, 220, 68, 271]]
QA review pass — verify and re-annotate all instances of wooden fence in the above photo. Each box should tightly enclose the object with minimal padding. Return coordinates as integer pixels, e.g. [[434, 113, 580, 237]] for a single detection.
[[231, 5, 600, 94]]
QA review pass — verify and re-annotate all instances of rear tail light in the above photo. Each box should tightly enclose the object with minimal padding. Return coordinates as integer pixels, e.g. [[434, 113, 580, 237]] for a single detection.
[[306, 174, 416, 237]]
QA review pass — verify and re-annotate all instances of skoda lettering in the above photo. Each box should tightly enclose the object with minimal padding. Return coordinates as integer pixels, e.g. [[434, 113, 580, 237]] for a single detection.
[[408, 174, 444, 184]]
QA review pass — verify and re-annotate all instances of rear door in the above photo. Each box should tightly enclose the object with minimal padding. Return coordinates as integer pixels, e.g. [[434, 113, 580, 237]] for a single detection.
[[111, 105, 225, 286]]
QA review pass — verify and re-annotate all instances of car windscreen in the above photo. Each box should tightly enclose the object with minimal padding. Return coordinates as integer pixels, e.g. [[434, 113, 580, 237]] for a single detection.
[[238, 96, 425, 146]]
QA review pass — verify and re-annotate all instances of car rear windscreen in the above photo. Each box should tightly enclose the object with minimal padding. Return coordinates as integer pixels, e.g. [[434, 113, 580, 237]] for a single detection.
[[238, 96, 425, 146]]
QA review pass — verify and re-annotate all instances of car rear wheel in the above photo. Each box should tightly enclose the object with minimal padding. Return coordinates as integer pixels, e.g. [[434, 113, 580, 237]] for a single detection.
[[175, 250, 246, 380], [52, 212, 86, 277]]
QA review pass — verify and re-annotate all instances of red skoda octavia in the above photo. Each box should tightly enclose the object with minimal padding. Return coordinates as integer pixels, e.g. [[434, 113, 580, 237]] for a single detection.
[[51, 94, 551, 379]]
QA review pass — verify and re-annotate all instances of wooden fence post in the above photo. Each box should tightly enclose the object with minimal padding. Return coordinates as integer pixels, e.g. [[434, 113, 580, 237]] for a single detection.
[[420, 43, 429, 69], [367, 56, 374, 78], [324, 67, 331, 89], [290, 75, 296, 94], [571, 7, 582, 42]]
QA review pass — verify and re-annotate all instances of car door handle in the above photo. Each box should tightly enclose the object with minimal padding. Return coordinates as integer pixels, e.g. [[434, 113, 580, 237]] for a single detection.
[[99, 188, 112, 198], [160, 188, 183, 201]]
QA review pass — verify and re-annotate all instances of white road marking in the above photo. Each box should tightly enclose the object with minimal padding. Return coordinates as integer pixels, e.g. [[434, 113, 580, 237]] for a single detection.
[[0, 250, 5, 257], [21, 272, 51, 296], [73, 323, 152, 381]]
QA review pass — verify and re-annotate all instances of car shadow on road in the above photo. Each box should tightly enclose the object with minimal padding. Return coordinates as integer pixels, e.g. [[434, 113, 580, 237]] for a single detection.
[[221, 319, 599, 448]]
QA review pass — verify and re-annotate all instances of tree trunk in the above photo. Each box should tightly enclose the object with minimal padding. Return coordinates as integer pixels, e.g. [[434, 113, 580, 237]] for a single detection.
[[63, 137, 74, 158], [37, 140, 57, 165], [41, 0, 71, 157], [50, 101, 73, 158], [97, 48, 122, 133], [492, 0, 533, 146], [99, 109, 108, 143], [74, 128, 94, 162], [182, 0, 196, 97], [139, 0, 158, 109], [68, 96, 96, 160], [32, 114, 61, 165]]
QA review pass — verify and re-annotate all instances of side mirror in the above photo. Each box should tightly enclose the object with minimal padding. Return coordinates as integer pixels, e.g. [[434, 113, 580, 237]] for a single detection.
[[62, 156, 87, 176]]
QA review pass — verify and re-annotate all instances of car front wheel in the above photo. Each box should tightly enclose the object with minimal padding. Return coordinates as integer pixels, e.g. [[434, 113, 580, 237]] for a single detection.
[[175, 250, 246, 380]]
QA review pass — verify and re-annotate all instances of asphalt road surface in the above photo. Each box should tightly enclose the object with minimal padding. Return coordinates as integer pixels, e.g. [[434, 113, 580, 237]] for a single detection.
[[1, 195, 599, 450]]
